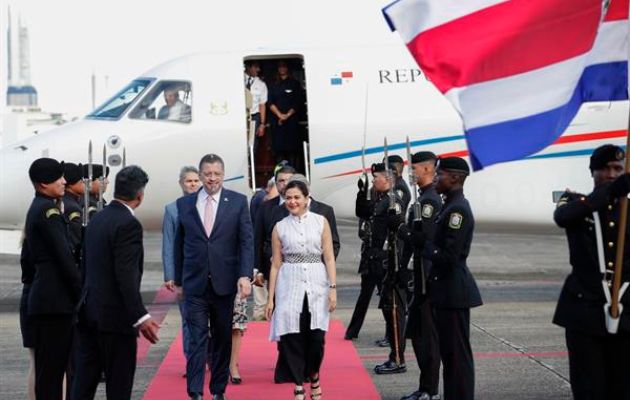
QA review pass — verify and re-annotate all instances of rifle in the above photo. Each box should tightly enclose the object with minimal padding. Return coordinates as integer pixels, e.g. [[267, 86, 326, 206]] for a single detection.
[[406, 136, 426, 295], [383, 137, 402, 366], [97, 144, 106, 211]]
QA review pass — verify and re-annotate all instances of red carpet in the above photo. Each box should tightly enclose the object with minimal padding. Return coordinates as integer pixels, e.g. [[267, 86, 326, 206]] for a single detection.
[[142, 320, 381, 399]]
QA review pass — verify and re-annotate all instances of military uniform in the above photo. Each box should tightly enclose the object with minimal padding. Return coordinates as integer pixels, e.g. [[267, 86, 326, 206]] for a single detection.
[[426, 157, 482, 400], [345, 187, 390, 339], [375, 189, 409, 372], [25, 158, 82, 400], [553, 144, 630, 400], [398, 181, 442, 399]]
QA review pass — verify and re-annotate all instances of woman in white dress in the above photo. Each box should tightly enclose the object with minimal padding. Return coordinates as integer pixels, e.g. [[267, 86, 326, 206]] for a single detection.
[[265, 180, 337, 400]]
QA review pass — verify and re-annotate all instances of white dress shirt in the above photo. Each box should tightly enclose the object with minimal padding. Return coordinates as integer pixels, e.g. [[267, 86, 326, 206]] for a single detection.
[[196, 187, 222, 224], [244, 74, 268, 116]]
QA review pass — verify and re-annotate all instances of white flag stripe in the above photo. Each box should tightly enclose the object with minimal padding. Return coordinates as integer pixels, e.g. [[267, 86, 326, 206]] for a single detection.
[[445, 54, 588, 130], [383, 0, 508, 44], [589, 21, 628, 65]]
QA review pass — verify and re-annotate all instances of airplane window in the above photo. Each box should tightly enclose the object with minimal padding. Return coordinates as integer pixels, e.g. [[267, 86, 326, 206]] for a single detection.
[[87, 79, 152, 120], [128, 81, 192, 123]]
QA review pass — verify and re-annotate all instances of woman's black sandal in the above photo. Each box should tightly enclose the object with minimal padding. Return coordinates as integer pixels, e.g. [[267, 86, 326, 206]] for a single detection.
[[294, 386, 306, 400], [310, 376, 322, 400]]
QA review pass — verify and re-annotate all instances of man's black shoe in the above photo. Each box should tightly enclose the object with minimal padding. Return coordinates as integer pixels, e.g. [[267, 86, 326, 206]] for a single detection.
[[212, 394, 227, 400], [400, 391, 440, 400], [189, 394, 202, 400], [374, 337, 390, 347], [344, 332, 356, 340], [374, 360, 407, 374]]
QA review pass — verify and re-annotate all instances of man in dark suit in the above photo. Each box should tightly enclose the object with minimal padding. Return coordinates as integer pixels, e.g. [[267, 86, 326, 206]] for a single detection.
[[252, 165, 296, 320], [174, 154, 254, 400], [24, 158, 82, 400], [72, 166, 160, 400]]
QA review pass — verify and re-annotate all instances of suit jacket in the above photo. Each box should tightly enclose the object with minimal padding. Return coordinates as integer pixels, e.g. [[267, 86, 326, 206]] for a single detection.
[[84, 200, 148, 335], [254, 196, 282, 278], [174, 188, 254, 296], [25, 193, 82, 315], [162, 201, 178, 282], [269, 198, 341, 260]]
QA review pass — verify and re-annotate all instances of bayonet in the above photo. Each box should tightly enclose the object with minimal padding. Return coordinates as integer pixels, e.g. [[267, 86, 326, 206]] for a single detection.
[[122, 147, 127, 168], [406, 136, 426, 294], [82, 141, 93, 226], [406, 136, 421, 223], [97, 144, 106, 211], [384, 138, 395, 211], [361, 145, 370, 200]]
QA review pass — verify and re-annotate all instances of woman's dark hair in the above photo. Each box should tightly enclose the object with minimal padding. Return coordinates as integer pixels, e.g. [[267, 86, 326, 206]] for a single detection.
[[284, 180, 309, 197]]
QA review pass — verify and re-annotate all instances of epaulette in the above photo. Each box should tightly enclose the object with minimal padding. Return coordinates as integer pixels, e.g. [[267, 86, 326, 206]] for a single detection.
[[68, 211, 81, 221], [45, 208, 61, 218], [556, 191, 583, 209]]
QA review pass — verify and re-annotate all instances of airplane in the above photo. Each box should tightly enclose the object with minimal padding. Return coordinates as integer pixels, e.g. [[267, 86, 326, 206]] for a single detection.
[[0, 43, 627, 230]]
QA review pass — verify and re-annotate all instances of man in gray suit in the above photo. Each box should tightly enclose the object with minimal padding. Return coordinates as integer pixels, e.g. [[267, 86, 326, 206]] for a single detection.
[[162, 166, 201, 375]]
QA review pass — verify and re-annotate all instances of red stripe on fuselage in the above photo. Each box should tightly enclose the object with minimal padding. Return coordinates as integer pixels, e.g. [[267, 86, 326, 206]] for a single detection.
[[322, 130, 627, 179]]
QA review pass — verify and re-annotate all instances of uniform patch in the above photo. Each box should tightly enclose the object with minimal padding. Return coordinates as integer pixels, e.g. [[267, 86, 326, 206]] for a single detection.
[[69, 211, 81, 221], [448, 212, 463, 229], [396, 189, 404, 199], [393, 203, 402, 215], [421, 204, 434, 219], [45, 208, 61, 218]]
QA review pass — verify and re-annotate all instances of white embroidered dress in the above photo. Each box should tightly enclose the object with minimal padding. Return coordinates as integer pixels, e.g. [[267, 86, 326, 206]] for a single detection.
[[269, 211, 330, 341]]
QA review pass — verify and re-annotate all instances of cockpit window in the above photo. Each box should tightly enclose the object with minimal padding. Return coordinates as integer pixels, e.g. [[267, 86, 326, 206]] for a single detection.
[[128, 81, 192, 123], [87, 79, 152, 120]]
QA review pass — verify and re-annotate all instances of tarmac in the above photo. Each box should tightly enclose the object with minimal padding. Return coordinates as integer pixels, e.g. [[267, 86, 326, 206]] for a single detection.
[[0, 219, 574, 399]]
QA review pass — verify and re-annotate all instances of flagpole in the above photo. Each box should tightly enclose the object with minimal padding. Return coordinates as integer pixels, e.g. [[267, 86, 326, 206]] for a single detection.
[[610, 0, 630, 322]]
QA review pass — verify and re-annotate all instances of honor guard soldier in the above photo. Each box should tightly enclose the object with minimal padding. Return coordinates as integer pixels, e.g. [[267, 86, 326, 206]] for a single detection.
[[354, 162, 409, 374], [345, 170, 384, 341], [24, 158, 82, 399], [62, 162, 85, 260], [428, 157, 481, 400], [81, 163, 110, 218], [391, 151, 442, 400], [553, 144, 630, 400]]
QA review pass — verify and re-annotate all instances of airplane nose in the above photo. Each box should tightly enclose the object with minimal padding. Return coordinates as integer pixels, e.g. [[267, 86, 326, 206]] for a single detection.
[[0, 146, 31, 228]]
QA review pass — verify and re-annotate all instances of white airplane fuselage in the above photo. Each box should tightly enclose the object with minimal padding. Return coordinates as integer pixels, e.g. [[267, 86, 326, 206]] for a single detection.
[[0, 45, 627, 230]]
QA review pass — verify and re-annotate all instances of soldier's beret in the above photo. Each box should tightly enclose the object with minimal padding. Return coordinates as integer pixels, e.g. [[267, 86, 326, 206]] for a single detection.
[[63, 162, 83, 185], [28, 158, 64, 184], [82, 164, 110, 180], [589, 144, 625, 172], [437, 157, 470, 175], [371, 162, 386, 174], [384, 155, 404, 164], [411, 151, 437, 164]]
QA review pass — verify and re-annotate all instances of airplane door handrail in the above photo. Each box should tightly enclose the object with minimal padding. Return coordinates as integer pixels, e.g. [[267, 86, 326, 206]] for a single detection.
[[303, 140, 310, 182]]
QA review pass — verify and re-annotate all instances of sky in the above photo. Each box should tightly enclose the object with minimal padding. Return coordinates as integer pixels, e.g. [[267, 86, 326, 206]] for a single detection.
[[1, 0, 396, 117]]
